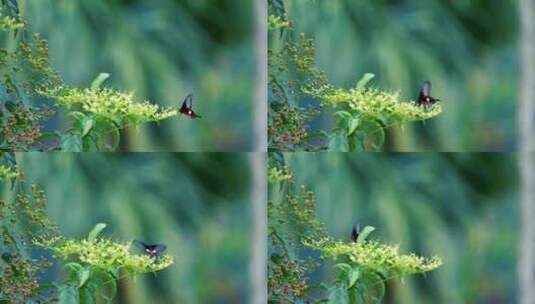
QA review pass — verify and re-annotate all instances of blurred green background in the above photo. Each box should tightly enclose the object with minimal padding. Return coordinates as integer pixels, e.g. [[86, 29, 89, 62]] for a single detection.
[[279, 0, 517, 151], [278, 153, 517, 303], [17, 152, 251, 303], [21, 0, 254, 151]]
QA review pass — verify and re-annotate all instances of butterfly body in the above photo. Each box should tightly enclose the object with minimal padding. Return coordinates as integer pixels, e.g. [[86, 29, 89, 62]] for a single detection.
[[179, 94, 201, 119], [133, 240, 167, 258], [416, 81, 440, 106], [351, 223, 360, 243]]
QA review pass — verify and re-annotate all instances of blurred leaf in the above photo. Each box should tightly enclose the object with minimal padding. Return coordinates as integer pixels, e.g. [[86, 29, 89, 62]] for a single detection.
[[334, 263, 352, 274], [328, 285, 348, 304], [82, 116, 95, 137], [88, 223, 107, 242], [334, 111, 352, 122], [358, 271, 385, 303], [328, 132, 349, 152], [78, 268, 90, 288], [348, 115, 360, 135], [57, 284, 79, 304], [61, 133, 82, 152], [348, 267, 360, 288], [2, 0, 19, 19], [90, 73, 111, 90], [357, 226, 375, 244], [355, 73, 375, 90]]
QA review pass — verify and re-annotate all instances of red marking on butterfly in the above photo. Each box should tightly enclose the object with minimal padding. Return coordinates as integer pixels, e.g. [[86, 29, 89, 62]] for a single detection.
[[416, 81, 440, 106], [179, 94, 201, 119]]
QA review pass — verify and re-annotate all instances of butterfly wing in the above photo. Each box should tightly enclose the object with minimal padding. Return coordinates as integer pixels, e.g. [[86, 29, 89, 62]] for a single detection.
[[179, 95, 190, 113], [422, 81, 431, 97], [185, 94, 193, 108], [133, 240, 148, 250], [351, 223, 360, 242], [151, 244, 167, 255]]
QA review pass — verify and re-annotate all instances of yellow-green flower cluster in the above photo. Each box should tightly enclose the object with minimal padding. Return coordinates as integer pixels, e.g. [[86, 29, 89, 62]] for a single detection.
[[268, 166, 293, 183], [322, 88, 442, 124], [268, 15, 291, 31], [0, 165, 19, 180], [309, 240, 442, 276], [40, 86, 177, 125], [0, 10, 24, 32], [36, 238, 173, 274]]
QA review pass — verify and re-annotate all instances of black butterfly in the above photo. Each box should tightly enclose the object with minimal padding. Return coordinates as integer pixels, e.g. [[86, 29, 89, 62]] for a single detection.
[[133, 240, 167, 258], [416, 81, 440, 106], [351, 223, 361, 243], [179, 94, 201, 119]]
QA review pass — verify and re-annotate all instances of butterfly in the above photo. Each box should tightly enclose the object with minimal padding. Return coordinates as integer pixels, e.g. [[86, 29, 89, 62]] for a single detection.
[[351, 223, 361, 243], [133, 240, 167, 258], [179, 94, 201, 119], [416, 81, 440, 106]]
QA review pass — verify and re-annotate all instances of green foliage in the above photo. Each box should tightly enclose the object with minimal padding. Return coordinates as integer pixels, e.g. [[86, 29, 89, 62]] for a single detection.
[[306, 229, 442, 304], [0, 154, 173, 303], [40, 73, 177, 151], [268, 156, 442, 303], [0, 155, 58, 303], [0, 3, 177, 151], [34, 223, 173, 304], [268, 7, 442, 152], [284, 1, 516, 151], [23, 1, 255, 151], [318, 74, 442, 151]]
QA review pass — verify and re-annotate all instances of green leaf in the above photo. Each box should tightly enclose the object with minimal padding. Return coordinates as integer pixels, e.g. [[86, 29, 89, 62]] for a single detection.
[[355, 73, 375, 90], [328, 132, 349, 152], [348, 115, 360, 135], [357, 226, 376, 244], [82, 135, 97, 152], [78, 268, 91, 288], [88, 223, 107, 242], [79, 286, 96, 304], [334, 111, 352, 121], [68, 111, 86, 124], [61, 133, 82, 152], [94, 119, 121, 151], [57, 284, 79, 304], [64, 262, 83, 278], [348, 267, 360, 288], [90, 73, 111, 90], [82, 116, 95, 137], [2, 0, 19, 19], [92, 268, 118, 302], [358, 271, 385, 303], [333, 263, 352, 274], [328, 285, 349, 304]]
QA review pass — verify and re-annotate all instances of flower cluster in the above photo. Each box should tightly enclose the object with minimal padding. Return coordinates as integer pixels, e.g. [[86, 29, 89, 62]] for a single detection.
[[0, 8, 24, 31], [0, 164, 19, 180], [317, 87, 442, 126], [268, 15, 290, 31], [35, 237, 173, 274], [268, 102, 320, 151], [268, 165, 293, 183], [306, 240, 442, 277], [40, 86, 177, 125]]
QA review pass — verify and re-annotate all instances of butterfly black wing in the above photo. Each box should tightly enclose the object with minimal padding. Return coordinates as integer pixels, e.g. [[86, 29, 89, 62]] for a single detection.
[[351, 223, 360, 242], [421, 81, 431, 97], [133, 240, 167, 257], [133, 240, 148, 250], [149, 244, 167, 255], [183, 94, 193, 108]]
